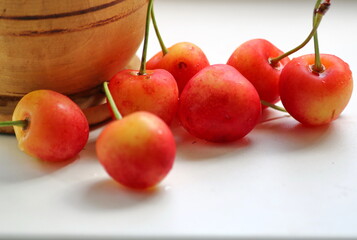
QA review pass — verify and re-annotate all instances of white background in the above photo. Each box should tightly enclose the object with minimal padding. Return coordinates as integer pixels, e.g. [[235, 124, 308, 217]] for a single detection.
[[1, 0, 357, 239]]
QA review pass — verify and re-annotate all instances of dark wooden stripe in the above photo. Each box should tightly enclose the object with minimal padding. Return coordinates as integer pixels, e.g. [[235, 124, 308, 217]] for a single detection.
[[0, 0, 125, 20], [4, 1, 146, 37], [0, 94, 21, 102]]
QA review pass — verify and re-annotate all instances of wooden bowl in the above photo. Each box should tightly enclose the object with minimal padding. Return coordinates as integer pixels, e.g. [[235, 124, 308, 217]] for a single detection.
[[0, 0, 147, 133]]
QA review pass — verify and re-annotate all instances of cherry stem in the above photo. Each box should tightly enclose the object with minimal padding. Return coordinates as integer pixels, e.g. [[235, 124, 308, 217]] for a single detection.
[[260, 115, 291, 124], [312, 0, 330, 73], [269, 1, 330, 67], [103, 82, 122, 120], [138, 0, 154, 76], [313, 0, 322, 71], [0, 120, 28, 128], [151, 5, 168, 55], [261, 100, 287, 113]]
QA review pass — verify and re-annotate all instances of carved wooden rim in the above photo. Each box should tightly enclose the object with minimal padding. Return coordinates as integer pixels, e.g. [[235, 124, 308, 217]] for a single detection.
[[0, 0, 147, 36]]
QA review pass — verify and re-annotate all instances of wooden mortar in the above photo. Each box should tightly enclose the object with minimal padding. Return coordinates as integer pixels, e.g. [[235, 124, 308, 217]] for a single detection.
[[0, 0, 147, 133]]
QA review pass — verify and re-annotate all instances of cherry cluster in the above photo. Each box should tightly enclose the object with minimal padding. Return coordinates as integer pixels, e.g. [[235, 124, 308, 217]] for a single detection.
[[0, 0, 353, 190]]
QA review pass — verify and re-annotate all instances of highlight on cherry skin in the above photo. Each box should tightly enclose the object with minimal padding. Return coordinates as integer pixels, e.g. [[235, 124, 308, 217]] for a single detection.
[[147, 42, 210, 94], [279, 54, 353, 126], [96, 111, 176, 190], [178, 64, 262, 143], [227, 39, 290, 107], [0, 90, 89, 162]]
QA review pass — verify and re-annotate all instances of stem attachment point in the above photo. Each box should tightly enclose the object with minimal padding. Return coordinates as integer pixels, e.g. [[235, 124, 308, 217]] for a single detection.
[[0, 119, 29, 129]]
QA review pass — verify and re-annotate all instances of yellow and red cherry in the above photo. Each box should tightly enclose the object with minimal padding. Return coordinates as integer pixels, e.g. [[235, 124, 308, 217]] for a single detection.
[[280, 56, 352, 126], [96, 111, 176, 189], [178, 64, 262, 142], [147, 42, 210, 94], [227, 38, 290, 105], [0, 90, 89, 162], [108, 69, 178, 125]]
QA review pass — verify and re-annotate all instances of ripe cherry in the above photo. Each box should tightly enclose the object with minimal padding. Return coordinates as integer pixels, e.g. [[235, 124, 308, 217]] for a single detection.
[[227, 38, 290, 106], [179, 64, 261, 142], [0, 90, 89, 162], [280, 54, 353, 126]]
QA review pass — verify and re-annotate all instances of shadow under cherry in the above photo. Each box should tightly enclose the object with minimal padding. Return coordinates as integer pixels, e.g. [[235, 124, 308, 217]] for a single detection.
[[71, 179, 165, 211]]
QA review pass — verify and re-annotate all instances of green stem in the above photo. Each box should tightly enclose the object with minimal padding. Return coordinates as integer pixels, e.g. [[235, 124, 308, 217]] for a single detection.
[[313, 31, 323, 72], [312, 0, 330, 72], [269, 1, 330, 67], [151, 5, 168, 55], [261, 100, 287, 113], [138, 0, 154, 75], [0, 120, 28, 128], [103, 82, 122, 120]]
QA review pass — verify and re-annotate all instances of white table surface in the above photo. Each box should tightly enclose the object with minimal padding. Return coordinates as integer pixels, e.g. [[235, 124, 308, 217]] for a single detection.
[[1, 0, 357, 239]]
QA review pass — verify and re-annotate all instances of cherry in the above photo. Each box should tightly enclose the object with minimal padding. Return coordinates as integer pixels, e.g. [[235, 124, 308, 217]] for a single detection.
[[280, 54, 353, 126], [96, 82, 176, 189], [107, 0, 178, 125], [0, 90, 89, 162], [108, 68, 178, 125], [279, 0, 353, 126], [146, 6, 210, 94], [178, 64, 261, 142], [227, 39, 290, 106]]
